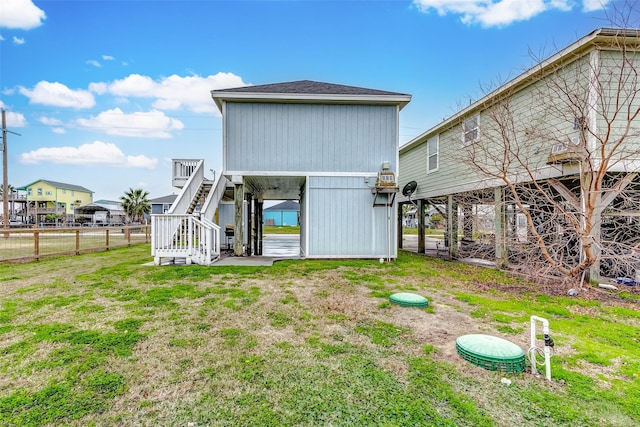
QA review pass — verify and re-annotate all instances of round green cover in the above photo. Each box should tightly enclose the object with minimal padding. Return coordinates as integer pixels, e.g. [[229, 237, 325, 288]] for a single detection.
[[389, 292, 429, 308], [456, 334, 524, 360]]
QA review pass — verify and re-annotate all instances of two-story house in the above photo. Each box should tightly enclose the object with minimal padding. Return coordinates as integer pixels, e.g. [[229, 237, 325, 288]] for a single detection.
[[399, 28, 640, 281], [152, 80, 411, 265], [17, 179, 93, 225]]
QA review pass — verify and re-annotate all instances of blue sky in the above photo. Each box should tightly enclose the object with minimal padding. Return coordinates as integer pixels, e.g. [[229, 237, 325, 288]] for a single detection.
[[0, 0, 628, 201]]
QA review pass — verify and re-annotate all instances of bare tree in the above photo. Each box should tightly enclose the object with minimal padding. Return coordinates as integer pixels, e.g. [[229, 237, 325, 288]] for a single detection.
[[458, 27, 640, 284]]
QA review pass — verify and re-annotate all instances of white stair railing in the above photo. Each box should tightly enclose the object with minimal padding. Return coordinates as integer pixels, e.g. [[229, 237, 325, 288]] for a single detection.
[[151, 214, 220, 265], [201, 174, 230, 222], [168, 160, 205, 215]]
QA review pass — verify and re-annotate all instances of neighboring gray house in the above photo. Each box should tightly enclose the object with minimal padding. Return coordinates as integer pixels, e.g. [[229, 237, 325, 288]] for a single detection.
[[150, 194, 177, 214], [152, 80, 411, 264], [398, 28, 640, 280]]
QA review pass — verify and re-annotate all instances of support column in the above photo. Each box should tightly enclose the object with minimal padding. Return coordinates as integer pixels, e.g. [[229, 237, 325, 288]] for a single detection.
[[256, 199, 263, 255], [447, 195, 458, 258], [494, 187, 508, 268], [234, 183, 244, 256], [462, 204, 473, 242], [397, 202, 404, 250], [246, 193, 253, 256], [418, 199, 426, 253]]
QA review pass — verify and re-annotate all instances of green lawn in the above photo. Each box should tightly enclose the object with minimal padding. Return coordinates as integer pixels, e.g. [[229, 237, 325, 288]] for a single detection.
[[0, 245, 638, 426], [263, 225, 300, 234], [402, 226, 445, 236]]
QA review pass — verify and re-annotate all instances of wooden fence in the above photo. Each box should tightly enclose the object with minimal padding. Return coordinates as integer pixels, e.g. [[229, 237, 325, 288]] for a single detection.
[[0, 225, 151, 263]]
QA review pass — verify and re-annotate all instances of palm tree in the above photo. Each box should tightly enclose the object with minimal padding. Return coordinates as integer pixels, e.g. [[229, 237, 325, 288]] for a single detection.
[[120, 188, 151, 224]]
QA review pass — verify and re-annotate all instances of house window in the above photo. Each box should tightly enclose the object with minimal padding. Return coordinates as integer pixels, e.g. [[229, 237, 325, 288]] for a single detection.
[[45, 191, 52, 196], [37, 188, 42, 196], [62, 189, 66, 194], [427, 135, 439, 173], [28, 189, 32, 196], [71, 191, 75, 196], [462, 115, 480, 145]]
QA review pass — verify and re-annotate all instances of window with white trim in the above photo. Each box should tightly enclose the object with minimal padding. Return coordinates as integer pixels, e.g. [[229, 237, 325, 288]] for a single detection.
[[427, 135, 439, 173], [462, 115, 479, 145]]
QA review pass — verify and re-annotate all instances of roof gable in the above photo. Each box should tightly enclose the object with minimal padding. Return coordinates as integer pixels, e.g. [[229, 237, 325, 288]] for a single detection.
[[265, 200, 300, 211], [17, 179, 93, 193], [150, 194, 178, 204], [214, 80, 409, 96], [400, 27, 640, 153], [211, 80, 411, 111]]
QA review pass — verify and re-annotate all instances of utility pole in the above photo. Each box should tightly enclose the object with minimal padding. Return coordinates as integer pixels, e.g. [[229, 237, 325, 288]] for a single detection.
[[2, 109, 21, 231]]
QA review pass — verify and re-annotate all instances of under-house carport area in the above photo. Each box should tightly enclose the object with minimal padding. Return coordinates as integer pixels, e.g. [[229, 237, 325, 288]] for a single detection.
[[230, 175, 306, 258]]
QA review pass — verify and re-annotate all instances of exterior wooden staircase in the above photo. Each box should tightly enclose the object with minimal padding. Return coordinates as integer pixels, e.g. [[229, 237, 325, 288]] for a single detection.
[[151, 159, 228, 265]]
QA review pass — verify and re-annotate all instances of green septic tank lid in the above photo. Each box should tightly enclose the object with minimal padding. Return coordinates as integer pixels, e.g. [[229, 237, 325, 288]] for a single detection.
[[456, 334, 526, 373], [389, 292, 429, 308]]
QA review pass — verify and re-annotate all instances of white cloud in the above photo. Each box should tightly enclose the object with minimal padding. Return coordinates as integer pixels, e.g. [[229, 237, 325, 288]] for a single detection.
[[100, 72, 247, 114], [13, 36, 25, 45], [76, 108, 184, 138], [0, 34, 4, 41], [38, 116, 67, 133], [0, 102, 27, 126], [5, 110, 27, 127], [20, 140, 158, 169], [582, 0, 610, 12], [87, 59, 101, 67], [413, 0, 605, 27], [0, 0, 46, 30], [88, 82, 108, 95], [102, 55, 115, 61], [38, 116, 63, 126], [19, 81, 95, 108]]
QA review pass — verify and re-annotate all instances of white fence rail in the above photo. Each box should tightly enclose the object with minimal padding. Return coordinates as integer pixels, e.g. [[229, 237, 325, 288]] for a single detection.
[[151, 214, 220, 265]]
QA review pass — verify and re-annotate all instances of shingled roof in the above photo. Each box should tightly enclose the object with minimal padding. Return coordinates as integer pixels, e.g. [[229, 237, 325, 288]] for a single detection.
[[17, 179, 93, 193], [265, 200, 300, 212], [213, 80, 409, 96], [211, 80, 411, 111]]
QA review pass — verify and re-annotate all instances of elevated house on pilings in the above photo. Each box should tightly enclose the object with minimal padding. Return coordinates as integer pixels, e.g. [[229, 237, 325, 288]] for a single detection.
[[151, 80, 411, 265], [398, 28, 640, 281]]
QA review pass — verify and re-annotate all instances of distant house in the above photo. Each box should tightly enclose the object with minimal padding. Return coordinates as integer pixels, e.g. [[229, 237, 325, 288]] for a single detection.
[[17, 179, 93, 224], [150, 194, 177, 214], [75, 200, 126, 224], [264, 200, 300, 226]]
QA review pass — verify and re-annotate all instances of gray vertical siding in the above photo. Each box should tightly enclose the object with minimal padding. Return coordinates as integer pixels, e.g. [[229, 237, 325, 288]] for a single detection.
[[306, 176, 396, 258], [225, 103, 398, 173], [217, 202, 247, 246], [399, 55, 597, 199], [300, 184, 308, 256]]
